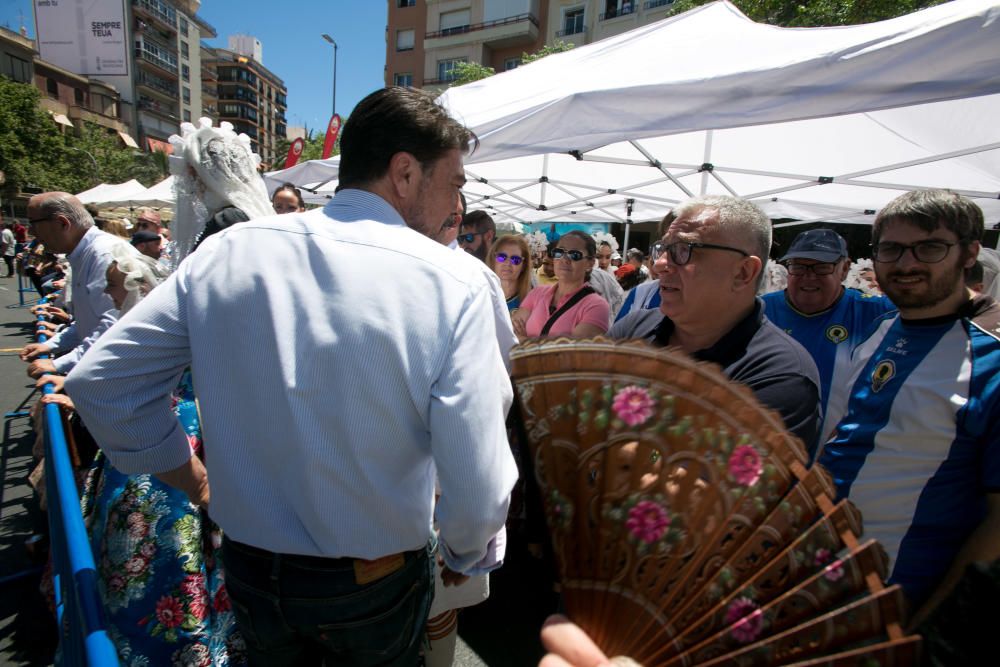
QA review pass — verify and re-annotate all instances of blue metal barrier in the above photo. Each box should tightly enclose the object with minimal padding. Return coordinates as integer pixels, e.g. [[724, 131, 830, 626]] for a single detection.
[[35, 299, 118, 666]]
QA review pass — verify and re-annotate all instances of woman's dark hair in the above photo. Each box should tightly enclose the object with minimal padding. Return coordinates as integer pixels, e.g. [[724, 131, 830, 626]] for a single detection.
[[272, 182, 305, 209], [558, 230, 597, 258], [337, 87, 476, 190]]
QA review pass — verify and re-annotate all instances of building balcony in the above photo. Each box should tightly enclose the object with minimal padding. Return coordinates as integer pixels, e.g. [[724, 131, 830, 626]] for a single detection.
[[643, 0, 676, 9], [201, 66, 217, 82], [132, 0, 177, 35], [137, 97, 179, 123], [425, 13, 539, 50], [136, 48, 178, 78], [202, 83, 217, 99], [137, 72, 178, 99], [67, 105, 127, 133]]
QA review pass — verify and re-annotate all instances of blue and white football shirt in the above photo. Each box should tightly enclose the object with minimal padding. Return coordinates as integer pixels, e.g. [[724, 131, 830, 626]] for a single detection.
[[762, 288, 894, 438], [818, 297, 1000, 608]]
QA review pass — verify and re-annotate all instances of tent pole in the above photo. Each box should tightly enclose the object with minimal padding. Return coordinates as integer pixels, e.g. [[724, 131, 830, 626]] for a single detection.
[[701, 130, 714, 196]]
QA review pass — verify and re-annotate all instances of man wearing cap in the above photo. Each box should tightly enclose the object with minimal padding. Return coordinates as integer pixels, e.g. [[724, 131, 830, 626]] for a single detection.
[[762, 229, 894, 440], [131, 229, 163, 261]]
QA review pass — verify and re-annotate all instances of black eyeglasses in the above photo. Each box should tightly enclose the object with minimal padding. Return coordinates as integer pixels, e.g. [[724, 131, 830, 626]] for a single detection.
[[495, 252, 523, 266], [785, 261, 838, 276], [458, 232, 485, 244], [651, 241, 749, 266], [548, 247, 590, 262], [872, 240, 956, 264]]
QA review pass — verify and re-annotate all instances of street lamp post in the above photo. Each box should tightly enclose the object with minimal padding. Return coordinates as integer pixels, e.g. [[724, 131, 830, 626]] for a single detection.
[[67, 147, 100, 185], [321, 34, 338, 116]]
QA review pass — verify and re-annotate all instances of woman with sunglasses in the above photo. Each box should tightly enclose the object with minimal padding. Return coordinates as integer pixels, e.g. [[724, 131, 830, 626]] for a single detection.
[[488, 235, 533, 311], [512, 230, 610, 340]]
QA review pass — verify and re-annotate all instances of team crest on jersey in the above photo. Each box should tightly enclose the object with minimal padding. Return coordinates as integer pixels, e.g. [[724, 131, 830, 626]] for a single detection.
[[826, 324, 849, 344], [871, 360, 896, 393]]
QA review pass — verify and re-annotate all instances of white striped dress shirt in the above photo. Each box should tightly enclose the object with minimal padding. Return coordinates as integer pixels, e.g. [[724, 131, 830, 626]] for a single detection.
[[65, 190, 518, 573], [45, 226, 130, 373]]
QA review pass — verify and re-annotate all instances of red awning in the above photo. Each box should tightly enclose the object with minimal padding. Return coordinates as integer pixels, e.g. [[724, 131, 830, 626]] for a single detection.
[[146, 137, 174, 154]]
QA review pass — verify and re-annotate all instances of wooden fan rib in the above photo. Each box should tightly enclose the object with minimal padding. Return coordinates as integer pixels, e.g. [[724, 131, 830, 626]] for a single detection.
[[648, 467, 840, 660], [655, 540, 890, 667], [778, 635, 921, 666], [664, 500, 863, 657], [691, 586, 907, 667]]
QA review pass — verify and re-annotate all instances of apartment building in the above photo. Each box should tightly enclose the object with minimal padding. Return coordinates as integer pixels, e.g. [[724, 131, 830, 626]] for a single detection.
[[132, 0, 217, 151], [385, 0, 679, 91], [202, 45, 288, 169]]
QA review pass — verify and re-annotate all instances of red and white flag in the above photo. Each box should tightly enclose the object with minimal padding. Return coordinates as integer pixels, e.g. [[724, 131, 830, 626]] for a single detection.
[[284, 137, 305, 168], [322, 114, 342, 160]]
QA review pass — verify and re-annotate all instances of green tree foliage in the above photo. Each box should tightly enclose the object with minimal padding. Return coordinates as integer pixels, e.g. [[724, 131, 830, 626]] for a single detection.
[[451, 61, 497, 86], [0, 76, 167, 195], [521, 40, 576, 65], [664, 0, 950, 27]]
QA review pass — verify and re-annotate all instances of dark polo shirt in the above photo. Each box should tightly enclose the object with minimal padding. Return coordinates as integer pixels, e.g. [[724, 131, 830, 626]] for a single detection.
[[608, 298, 822, 458]]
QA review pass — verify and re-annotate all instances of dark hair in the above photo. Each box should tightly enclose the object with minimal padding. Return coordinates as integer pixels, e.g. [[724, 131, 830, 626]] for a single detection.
[[461, 210, 495, 234], [272, 182, 305, 208], [966, 260, 984, 286], [873, 190, 984, 246], [627, 248, 645, 262], [558, 230, 597, 258], [337, 87, 475, 190]]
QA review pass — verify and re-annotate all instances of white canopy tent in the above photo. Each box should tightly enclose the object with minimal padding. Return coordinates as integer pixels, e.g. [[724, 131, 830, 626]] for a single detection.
[[93, 176, 176, 209], [76, 179, 147, 205], [266, 0, 1000, 239]]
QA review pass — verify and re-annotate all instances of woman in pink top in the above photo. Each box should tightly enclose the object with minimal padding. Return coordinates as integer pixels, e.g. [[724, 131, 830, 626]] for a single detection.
[[512, 231, 610, 340]]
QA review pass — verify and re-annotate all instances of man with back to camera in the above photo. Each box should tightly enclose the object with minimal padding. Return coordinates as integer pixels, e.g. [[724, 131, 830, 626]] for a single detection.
[[819, 189, 1000, 627], [64, 87, 518, 666], [762, 229, 895, 439], [610, 195, 822, 455]]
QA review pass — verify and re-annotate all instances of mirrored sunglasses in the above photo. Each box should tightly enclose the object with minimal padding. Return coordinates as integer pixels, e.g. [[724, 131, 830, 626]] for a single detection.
[[548, 247, 589, 262], [495, 252, 523, 266]]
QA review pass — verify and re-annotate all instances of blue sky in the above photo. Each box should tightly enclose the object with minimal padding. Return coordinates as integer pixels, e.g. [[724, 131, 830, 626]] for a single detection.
[[1, 0, 388, 134]]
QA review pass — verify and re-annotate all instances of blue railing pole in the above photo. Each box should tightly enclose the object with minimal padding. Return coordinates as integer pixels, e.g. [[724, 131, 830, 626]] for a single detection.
[[36, 301, 118, 666]]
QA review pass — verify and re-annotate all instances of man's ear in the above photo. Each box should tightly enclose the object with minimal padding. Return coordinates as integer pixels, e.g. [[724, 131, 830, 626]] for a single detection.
[[964, 241, 981, 269], [386, 152, 420, 200], [735, 255, 763, 291]]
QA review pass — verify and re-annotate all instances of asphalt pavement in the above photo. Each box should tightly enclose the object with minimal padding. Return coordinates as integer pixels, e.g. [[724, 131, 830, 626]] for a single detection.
[[0, 274, 56, 667]]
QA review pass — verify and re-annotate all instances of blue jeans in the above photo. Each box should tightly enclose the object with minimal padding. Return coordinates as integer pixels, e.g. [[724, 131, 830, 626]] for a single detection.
[[222, 537, 434, 666]]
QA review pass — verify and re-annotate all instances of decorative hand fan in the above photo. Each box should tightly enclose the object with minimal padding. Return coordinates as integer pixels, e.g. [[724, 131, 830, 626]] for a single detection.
[[510, 338, 921, 666]]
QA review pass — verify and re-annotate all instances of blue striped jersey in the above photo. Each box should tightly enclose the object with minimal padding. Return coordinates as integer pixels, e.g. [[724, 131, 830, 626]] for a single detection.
[[762, 288, 894, 438], [818, 296, 1000, 608]]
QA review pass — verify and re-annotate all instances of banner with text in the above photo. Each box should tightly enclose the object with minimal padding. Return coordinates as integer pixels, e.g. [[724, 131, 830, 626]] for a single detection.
[[34, 0, 128, 76]]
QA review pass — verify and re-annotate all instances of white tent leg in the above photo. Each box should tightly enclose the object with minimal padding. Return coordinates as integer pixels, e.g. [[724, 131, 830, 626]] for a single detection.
[[701, 130, 714, 196]]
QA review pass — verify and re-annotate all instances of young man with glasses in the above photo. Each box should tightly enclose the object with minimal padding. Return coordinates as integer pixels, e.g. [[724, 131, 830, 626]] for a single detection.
[[609, 195, 822, 453], [761, 229, 894, 439], [819, 189, 1000, 629]]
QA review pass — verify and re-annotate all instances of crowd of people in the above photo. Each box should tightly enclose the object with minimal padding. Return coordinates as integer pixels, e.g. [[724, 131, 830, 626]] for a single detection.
[[10, 87, 1000, 666]]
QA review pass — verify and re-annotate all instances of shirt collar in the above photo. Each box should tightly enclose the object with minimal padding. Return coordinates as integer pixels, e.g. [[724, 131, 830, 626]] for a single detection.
[[653, 298, 764, 366], [323, 189, 407, 228], [67, 226, 102, 263]]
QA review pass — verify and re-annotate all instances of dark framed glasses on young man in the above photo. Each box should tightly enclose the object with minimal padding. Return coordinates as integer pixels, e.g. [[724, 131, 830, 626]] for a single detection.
[[872, 241, 955, 264], [548, 247, 590, 262], [495, 252, 523, 266]]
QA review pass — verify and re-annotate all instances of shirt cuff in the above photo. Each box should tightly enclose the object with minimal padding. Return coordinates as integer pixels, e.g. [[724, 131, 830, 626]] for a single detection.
[[100, 419, 194, 475], [52, 353, 76, 374], [438, 526, 507, 576]]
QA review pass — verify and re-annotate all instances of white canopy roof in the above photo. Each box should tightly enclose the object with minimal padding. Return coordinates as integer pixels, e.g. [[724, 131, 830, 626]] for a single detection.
[[76, 179, 147, 205], [86, 176, 176, 209], [266, 0, 1000, 228]]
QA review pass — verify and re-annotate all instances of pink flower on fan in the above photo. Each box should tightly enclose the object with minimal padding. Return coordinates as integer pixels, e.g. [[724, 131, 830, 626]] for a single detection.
[[728, 444, 762, 487], [725, 597, 763, 644], [625, 500, 671, 544], [824, 559, 845, 582], [611, 385, 655, 427], [814, 548, 833, 567]]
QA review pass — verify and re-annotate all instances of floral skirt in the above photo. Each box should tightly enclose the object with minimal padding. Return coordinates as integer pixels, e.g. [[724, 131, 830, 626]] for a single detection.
[[81, 453, 246, 666]]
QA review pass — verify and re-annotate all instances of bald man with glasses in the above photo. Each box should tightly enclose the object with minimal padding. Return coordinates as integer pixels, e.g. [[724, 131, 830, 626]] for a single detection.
[[609, 195, 822, 454]]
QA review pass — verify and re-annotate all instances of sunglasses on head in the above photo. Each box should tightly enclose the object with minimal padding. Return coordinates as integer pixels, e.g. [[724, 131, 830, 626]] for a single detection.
[[458, 232, 485, 244], [548, 247, 589, 262], [495, 252, 523, 266]]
